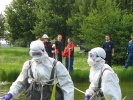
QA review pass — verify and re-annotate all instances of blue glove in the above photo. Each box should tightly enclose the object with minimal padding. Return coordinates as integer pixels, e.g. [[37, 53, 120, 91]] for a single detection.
[[2, 93, 12, 100], [85, 94, 91, 100]]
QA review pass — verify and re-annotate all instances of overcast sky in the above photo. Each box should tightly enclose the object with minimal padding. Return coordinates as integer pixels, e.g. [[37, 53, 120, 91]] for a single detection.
[[0, 0, 13, 14]]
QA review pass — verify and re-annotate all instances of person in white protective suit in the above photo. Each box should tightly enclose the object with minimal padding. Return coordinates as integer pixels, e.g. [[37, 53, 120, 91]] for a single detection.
[[85, 47, 121, 100], [2, 40, 74, 100]]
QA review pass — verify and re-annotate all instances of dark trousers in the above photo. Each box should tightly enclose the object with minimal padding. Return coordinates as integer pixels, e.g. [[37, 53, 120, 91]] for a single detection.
[[124, 53, 133, 69], [58, 53, 62, 62], [25, 82, 63, 100], [53, 53, 62, 62], [105, 52, 112, 67], [65, 57, 74, 72]]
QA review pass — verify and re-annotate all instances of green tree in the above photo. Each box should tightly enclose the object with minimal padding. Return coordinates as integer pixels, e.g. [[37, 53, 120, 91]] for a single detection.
[[67, 0, 91, 44], [0, 13, 5, 36], [33, 0, 74, 48], [116, 0, 133, 13], [80, 0, 121, 47], [5, 0, 37, 46], [78, 0, 133, 64]]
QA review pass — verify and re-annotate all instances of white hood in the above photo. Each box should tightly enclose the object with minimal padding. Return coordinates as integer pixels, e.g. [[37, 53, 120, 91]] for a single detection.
[[29, 40, 49, 63]]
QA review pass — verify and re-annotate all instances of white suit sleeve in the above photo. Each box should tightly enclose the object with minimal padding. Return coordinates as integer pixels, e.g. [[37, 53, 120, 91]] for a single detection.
[[85, 82, 97, 96], [101, 70, 122, 100], [56, 62, 74, 100], [8, 61, 29, 98]]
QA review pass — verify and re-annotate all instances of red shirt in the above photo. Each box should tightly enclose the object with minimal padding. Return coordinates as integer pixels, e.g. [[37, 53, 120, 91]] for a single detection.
[[62, 43, 74, 58]]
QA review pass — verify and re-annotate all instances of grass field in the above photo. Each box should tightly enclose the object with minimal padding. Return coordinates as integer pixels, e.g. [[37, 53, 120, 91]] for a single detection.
[[0, 47, 133, 82]]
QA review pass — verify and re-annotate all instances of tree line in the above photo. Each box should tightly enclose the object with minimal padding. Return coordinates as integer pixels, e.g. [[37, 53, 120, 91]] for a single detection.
[[0, 0, 133, 64]]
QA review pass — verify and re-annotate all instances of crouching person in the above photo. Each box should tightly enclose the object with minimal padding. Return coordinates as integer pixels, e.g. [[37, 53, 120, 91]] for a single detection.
[[85, 47, 121, 100], [2, 40, 74, 100]]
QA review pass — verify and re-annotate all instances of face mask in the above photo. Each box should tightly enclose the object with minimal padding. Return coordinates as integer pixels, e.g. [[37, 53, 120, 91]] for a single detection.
[[32, 55, 44, 63], [29, 50, 45, 63], [87, 51, 97, 67], [87, 58, 96, 67]]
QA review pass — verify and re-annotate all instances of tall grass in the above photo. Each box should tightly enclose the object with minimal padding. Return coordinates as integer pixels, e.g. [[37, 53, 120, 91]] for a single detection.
[[118, 68, 133, 82], [0, 47, 30, 82], [70, 70, 89, 83], [0, 47, 133, 82]]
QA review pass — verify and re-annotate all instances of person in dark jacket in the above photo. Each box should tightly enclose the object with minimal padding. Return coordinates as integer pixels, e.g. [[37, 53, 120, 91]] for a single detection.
[[53, 34, 63, 62], [42, 34, 53, 57], [102, 34, 115, 67]]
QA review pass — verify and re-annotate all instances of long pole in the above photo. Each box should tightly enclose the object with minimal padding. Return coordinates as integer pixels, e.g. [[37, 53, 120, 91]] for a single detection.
[[74, 87, 85, 94]]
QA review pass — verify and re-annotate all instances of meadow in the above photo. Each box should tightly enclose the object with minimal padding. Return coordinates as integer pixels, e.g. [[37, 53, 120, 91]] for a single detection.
[[0, 47, 133, 82]]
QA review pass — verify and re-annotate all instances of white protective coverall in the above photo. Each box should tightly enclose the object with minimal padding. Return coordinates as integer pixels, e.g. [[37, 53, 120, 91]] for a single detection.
[[86, 47, 121, 100], [8, 40, 74, 100]]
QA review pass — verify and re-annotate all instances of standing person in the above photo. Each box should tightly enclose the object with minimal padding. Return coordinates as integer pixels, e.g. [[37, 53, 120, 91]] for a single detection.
[[85, 47, 121, 100], [2, 40, 74, 100], [42, 34, 53, 57], [124, 33, 133, 69], [102, 34, 115, 67], [62, 38, 74, 72], [54, 34, 63, 62]]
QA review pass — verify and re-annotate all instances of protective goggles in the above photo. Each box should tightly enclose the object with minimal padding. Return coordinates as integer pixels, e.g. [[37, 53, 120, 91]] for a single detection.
[[29, 50, 43, 57], [88, 51, 98, 60]]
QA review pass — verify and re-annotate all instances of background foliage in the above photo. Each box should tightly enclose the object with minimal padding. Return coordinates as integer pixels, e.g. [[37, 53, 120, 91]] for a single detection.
[[4, 0, 37, 47], [0, 0, 133, 64], [0, 47, 133, 82], [0, 13, 5, 36]]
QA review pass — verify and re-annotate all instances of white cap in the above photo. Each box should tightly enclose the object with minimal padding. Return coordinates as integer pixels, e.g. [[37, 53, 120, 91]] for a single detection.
[[30, 40, 45, 51], [42, 34, 49, 39], [91, 47, 106, 59]]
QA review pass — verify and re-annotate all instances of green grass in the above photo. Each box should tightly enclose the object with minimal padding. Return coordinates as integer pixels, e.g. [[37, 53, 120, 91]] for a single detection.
[[0, 47, 133, 82], [0, 47, 30, 82]]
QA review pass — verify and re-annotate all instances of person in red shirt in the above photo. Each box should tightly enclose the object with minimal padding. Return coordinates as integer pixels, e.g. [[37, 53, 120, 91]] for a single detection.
[[62, 38, 74, 72]]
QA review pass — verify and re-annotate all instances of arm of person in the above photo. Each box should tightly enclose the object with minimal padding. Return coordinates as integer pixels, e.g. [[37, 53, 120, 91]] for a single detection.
[[8, 61, 29, 98], [127, 41, 131, 54], [85, 82, 97, 96], [111, 42, 115, 56], [112, 48, 114, 56], [101, 70, 122, 100], [102, 42, 105, 48], [54, 41, 58, 49], [56, 61, 74, 100], [70, 44, 74, 51], [54, 41, 59, 54]]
